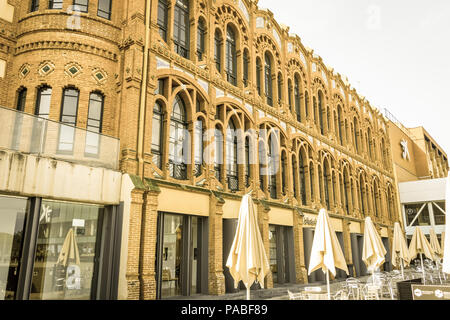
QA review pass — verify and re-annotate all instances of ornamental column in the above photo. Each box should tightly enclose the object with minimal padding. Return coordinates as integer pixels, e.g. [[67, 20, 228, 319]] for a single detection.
[[208, 192, 226, 295]]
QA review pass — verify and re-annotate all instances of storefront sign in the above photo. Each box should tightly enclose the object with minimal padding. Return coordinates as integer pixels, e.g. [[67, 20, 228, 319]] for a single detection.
[[303, 216, 317, 227], [411, 285, 450, 300]]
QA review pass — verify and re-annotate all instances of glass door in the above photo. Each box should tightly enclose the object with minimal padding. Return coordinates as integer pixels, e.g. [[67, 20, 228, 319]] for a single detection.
[[0, 196, 27, 300]]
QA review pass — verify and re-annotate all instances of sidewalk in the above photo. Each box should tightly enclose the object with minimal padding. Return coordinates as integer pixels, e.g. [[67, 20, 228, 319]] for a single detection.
[[169, 276, 373, 301]]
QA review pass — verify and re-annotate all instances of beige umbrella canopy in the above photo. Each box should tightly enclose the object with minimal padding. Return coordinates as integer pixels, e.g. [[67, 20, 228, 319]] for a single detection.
[[308, 208, 349, 299], [226, 194, 270, 300], [392, 222, 410, 277], [57, 228, 80, 267], [409, 226, 434, 282], [429, 229, 443, 260], [362, 217, 387, 274]]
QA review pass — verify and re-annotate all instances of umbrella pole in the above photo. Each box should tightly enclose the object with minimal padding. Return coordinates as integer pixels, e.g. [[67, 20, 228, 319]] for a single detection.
[[326, 270, 331, 300], [401, 259, 404, 279], [246, 287, 250, 301], [420, 254, 425, 284]]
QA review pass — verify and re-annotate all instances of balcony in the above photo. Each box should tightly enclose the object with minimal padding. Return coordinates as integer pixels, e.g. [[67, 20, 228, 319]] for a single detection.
[[0, 106, 120, 170]]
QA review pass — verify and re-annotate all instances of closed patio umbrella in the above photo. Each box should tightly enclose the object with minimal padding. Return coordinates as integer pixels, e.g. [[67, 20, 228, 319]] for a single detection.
[[226, 193, 270, 300], [409, 226, 434, 282], [443, 173, 450, 275], [308, 208, 349, 300], [57, 228, 80, 267], [429, 229, 443, 261], [362, 217, 387, 281], [392, 222, 410, 279]]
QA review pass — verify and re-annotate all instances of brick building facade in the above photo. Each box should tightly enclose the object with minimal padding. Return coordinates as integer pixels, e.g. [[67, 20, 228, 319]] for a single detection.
[[0, 0, 401, 300]]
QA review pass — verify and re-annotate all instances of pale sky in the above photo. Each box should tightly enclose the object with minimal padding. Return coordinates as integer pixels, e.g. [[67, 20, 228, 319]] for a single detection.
[[258, 0, 450, 155]]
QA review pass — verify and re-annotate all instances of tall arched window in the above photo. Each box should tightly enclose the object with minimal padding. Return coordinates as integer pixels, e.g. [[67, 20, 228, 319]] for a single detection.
[[98, 0, 112, 20], [309, 162, 315, 200], [226, 120, 239, 191], [292, 155, 298, 199], [16, 88, 27, 112], [281, 152, 287, 196], [197, 18, 206, 61], [86, 92, 104, 156], [268, 134, 277, 199], [152, 101, 164, 169], [173, 0, 190, 58], [243, 49, 249, 87], [343, 169, 350, 214], [288, 80, 293, 111], [323, 163, 330, 210], [318, 166, 323, 203], [58, 87, 80, 153], [359, 175, 365, 215], [277, 73, 283, 105], [294, 75, 301, 122], [256, 58, 262, 96], [214, 30, 222, 72], [353, 118, 359, 153], [313, 96, 317, 124], [35, 86, 52, 119], [299, 151, 307, 205], [215, 126, 223, 182], [157, 0, 169, 41], [245, 136, 251, 187], [337, 106, 343, 145], [226, 26, 237, 86], [169, 95, 188, 180], [194, 118, 204, 177], [264, 53, 273, 106], [30, 0, 39, 12], [305, 91, 309, 119], [318, 91, 324, 135]]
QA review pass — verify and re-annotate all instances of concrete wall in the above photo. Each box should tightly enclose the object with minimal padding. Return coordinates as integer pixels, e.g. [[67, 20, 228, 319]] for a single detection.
[[0, 149, 122, 204]]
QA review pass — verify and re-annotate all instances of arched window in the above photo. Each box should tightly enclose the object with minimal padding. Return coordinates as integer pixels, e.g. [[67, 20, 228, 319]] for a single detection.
[[197, 18, 206, 61], [16, 87, 27, 112], [98, 0, 112, 20], [226, 26, 237, 86], [309, 162, 315, 200], [157, 0, 169, 41], [343, 169, 350, 214], [256, 58, 262, 96], [35, 86, 52, 119], [215, 126, 223, 182], [214, 30, 222, 72], [169, 95, 188, 180], [318, 91, 324, 135], [226, 119, 238, 191], [299, 151, 307, 205], [294, 75, 301, 122], [323, 163, 330, 210], [268, 134, 277, 199], [373, 181, 379, 217], [359, 175, 365, 215], [281, 152, 287, 196], [243, 49, 249, 87], [292, 155, 298, 199], [194, 118, 204, 177], [264, 53, 273, 106], [30, 0, 39, 12], [49, 0, 63, 9], [173, 0, 190, 58], [86, 92, 104, 156], [245, 136, 251, 187], [337, 106, 343, 145], [318, 166, 323, 202], [73, 0, 89, 12], [288, 80, 293, 111], [152, 101, 164, 169], [353, 118, 359, 153], [58, 87, 80, 153], [277, 73, 283, 105], [304, 91, 309, 119], [313, 96, 317, 124]]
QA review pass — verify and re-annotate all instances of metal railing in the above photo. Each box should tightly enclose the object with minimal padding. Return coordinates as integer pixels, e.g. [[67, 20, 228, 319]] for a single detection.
[[0, 106, 120, 170]]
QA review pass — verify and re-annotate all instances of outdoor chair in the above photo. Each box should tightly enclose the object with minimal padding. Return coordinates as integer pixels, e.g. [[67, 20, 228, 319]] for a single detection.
[[332, 289, 350, 300], [287, 290, 302, 300], [345, 278, 362, 300], [362, 284, 381, 300]]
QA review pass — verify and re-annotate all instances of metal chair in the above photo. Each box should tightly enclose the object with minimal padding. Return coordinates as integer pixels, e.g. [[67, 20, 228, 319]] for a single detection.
[[362, 284, 381, 300]]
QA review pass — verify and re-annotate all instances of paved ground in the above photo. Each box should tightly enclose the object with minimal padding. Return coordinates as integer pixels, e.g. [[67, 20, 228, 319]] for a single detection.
[[169, 275, 374, 301]]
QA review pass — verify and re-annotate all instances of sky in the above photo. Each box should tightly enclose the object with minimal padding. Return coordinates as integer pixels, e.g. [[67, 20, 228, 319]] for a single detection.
[[258, 0, 450, 155]]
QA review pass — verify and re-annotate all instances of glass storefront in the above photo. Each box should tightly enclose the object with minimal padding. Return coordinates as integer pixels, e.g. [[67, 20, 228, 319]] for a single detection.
[[29, 200, 103, 300], [269, 226, 278, 283], [157, 213, 206, 299], [405, 203, 430, 226], [0, 196, 27, 300]]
